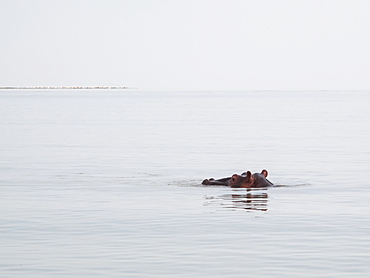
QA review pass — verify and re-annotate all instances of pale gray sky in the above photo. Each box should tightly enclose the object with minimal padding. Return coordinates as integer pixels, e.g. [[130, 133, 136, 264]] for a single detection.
[[1, 0, 369, 90]]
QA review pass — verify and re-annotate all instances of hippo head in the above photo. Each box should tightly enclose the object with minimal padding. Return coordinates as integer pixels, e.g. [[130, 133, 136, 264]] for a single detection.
[[229, 171, 253, 188], [229, 170, 269, 188]]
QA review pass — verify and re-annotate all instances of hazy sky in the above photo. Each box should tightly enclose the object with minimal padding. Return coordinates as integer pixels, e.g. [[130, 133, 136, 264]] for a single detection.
[[1, 0, 369, 90]]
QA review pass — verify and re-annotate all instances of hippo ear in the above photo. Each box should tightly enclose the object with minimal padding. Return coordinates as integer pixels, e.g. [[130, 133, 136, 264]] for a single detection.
[[246, 171, 252, 180], [261, 169, 268, 177]]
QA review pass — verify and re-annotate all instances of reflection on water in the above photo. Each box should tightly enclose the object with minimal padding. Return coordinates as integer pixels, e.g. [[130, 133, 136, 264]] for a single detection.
[[205, 188, 269, 211]]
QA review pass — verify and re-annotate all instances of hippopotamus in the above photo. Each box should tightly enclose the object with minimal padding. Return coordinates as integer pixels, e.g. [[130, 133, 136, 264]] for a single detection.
[[202, 169, 274, 188]]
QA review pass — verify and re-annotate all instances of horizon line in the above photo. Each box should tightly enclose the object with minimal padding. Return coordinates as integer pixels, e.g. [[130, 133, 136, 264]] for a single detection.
[[0, 87, 369, 92]]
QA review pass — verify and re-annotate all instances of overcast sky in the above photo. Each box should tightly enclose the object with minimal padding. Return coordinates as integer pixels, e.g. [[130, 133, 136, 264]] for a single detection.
[[1, 0, 369, 90]]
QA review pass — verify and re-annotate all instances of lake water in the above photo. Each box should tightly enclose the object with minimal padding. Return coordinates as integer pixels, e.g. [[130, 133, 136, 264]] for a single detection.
[[1, 90, 370, 277]]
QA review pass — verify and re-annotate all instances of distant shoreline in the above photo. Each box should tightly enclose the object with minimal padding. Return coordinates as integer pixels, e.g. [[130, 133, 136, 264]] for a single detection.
[[0, 86, 130, 90]]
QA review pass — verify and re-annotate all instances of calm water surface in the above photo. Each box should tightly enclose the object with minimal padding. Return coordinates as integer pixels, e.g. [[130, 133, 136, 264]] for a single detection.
[[1, 90, 370, 277]]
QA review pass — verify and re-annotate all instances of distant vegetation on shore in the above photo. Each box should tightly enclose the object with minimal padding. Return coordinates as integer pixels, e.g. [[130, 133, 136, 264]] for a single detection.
[[0, 86, 130, 89]]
